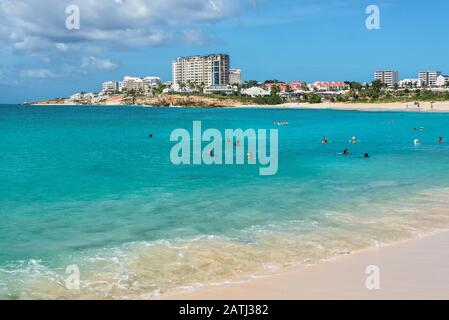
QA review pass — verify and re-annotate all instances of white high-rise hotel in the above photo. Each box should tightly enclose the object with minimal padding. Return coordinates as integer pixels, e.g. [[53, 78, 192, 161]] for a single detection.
[[374, 70, 399, 87], [419, 71, 442, 87], [172, 54, 230, 87]]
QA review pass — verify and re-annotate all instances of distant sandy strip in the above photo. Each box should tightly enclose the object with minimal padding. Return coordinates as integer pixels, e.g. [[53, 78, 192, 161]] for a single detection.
[[166, 231, 449, 300], [242, 101, 449, 112], [30, 100, 449, 112]]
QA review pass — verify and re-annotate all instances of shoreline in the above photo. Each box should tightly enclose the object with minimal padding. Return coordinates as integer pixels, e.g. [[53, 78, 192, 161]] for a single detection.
[[28, 100, 449, 113], [165, 230, 449, 300]]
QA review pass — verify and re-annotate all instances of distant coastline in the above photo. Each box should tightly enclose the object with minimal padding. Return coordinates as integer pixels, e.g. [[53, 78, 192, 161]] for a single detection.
[[30, 94, 449, 112]]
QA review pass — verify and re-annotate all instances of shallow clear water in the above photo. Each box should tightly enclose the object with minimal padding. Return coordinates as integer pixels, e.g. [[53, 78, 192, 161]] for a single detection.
[[1, 105, 449, 299]]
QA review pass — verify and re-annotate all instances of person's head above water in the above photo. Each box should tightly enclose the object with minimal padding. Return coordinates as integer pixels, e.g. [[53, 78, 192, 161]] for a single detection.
[[364, 153, 369, 158]]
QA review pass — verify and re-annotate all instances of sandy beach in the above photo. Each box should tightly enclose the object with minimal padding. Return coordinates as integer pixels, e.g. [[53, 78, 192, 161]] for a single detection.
[[31, 99, 449, 112], [168, 231, 449, 300], [241, 101, 449, 112]]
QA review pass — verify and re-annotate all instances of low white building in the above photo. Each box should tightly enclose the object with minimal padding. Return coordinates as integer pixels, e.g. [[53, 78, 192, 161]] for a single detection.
[[241, 87, 271, 97], [398, 79, 422, 88], [436, 75, 449, 87], [308, 81, 350, 91], [119, 76, 161, 93], [69, 92, 96, 101], [204, 85, 236, 95]]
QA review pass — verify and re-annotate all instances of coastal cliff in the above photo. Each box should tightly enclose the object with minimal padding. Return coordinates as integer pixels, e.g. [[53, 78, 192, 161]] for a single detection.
[[32, 94, 253, 108]]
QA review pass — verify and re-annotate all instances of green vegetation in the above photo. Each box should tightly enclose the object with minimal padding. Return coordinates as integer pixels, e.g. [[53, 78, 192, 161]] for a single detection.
[[306, 93, 322, 104]]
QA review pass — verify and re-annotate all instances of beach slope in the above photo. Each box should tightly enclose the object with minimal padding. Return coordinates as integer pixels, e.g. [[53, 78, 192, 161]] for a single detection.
[[169, 231, 449, 300]]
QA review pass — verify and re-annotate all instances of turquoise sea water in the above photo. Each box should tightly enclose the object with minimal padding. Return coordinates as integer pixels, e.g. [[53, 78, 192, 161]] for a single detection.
[[1, 104, 449, 299]]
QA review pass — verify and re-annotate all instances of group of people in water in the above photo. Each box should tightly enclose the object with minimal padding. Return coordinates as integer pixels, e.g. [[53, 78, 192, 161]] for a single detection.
[[321, 129, 444, 158], [321, 135, 368, 158]]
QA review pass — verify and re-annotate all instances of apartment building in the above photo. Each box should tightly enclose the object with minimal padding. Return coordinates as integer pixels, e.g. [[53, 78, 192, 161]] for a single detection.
[[229, 69, 243, 85], [172, 54, 230, 87], [374, 70, 399, 87], [102, 81, 120, 93], [419, 71, 442, 87]]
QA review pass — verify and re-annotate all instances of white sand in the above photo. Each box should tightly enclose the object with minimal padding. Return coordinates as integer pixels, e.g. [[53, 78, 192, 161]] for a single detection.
[[168, 231, 449, 300], [242, 101, 449, 112]]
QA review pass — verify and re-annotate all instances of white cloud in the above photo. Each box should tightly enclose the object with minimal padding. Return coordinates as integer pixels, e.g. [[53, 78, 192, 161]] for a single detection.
[[81, 56, 118, 71], [20, 68, 56, 79], [0, 0, 248, 53], [0, 0, 255, 83]]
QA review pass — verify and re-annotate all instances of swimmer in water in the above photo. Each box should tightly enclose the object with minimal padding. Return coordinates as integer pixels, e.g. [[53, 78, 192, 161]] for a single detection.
[[364, 153, 370, 158], [350, 136, 357, 144], [414, 139, 421, 145], [322, 136, 329, 144], [343, 149, 349, 156], [149, 133, 153, 138], [438, 137, 444, 144]]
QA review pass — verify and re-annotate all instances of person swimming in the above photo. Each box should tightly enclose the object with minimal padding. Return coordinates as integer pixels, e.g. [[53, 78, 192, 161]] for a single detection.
[[322, 136, 329, 144], [414, 139, 421, 145], [364, 153, 370, 158], [343, 149, 349, 156], [438, 137, 444, 144], [350, 136, 357, 144], [149, 133, 153, 138]]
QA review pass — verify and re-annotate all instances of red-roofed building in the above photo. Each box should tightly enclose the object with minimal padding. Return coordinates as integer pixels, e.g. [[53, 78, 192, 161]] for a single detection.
[[264, 81, 307, 92], [289, 81, 307, 91]]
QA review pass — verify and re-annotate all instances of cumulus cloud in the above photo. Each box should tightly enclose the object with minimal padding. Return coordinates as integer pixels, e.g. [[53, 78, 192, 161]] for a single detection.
[[0, 0, 248, 53], [20, 68, 57, 79], [0, 0, 255, 84], [81, 56, 119, 71]]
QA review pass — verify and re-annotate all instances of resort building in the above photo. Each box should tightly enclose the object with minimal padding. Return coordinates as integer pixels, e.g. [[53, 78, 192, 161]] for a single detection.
[[374, 70, 399, 87], [241, 87, 271, 97], [398, 79, 422, 88], [229, 69, 243, 85], [172, 54, 230, 87], [264, 81, 307, 93], [102, 81, 120, 93], [419, 71, 442, 87], [289, 81, 307, 91], [120, 76, 161, 93], [203, 85, 236, 95], [308, 81, 350, 91], [436, 75, 449, 87]]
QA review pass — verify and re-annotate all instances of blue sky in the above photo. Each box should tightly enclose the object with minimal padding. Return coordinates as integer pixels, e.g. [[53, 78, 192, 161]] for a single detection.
[[0, 0, 448, 103]]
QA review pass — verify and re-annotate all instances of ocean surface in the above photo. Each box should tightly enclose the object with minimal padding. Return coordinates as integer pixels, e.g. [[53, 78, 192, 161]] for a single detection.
[[1, 104, 449, 299]]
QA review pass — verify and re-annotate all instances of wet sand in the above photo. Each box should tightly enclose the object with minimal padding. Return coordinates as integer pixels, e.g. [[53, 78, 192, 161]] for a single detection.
[[168, 231, 449, 300]]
